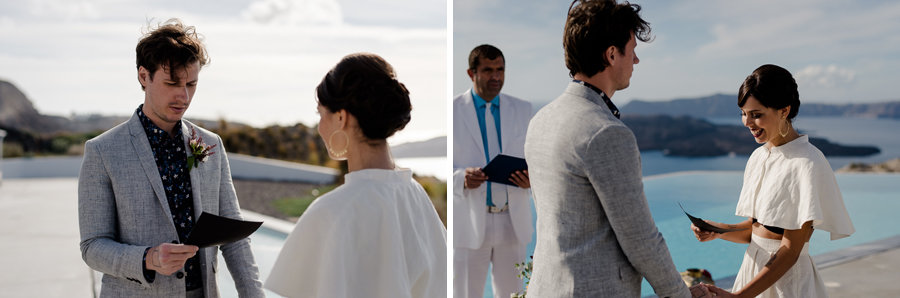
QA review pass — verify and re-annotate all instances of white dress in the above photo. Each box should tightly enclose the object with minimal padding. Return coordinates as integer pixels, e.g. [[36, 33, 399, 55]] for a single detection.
[[732, 135, 854, 297], [265, 169, 447, 298]]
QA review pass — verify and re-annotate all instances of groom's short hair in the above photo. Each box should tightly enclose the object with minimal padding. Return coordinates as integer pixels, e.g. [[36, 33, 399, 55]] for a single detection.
[[563, 0, 651, 77], [136, 18, 209, 90]]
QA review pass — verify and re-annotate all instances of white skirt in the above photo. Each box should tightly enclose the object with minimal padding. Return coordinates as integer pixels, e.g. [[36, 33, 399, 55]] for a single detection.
[[731, 234, 828, 298]]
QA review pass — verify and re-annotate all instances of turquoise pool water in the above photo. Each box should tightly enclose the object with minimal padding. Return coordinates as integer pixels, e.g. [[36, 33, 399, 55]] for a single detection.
[[488, 172, 900, 297], [640, 172, 900, 295], [213, 172, 900, 297]]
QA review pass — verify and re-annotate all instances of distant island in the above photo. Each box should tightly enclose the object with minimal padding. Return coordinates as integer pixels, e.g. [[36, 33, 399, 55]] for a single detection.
[[837, 158, 900, 173], [1, 78, 881, 159], [528, 93, 888, 157], [620, 93, 900, 119], [621, 114, 880, 157], [390, 136, 446, 158]]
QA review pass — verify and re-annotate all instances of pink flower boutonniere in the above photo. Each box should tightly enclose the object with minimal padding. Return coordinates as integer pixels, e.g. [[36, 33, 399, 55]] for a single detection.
[[187, 127, 217, 172]]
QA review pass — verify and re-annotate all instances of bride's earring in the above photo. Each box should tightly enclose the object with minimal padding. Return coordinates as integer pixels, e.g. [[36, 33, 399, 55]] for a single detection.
[[327, 130, 349, 158], [779, 118, 790, 138]]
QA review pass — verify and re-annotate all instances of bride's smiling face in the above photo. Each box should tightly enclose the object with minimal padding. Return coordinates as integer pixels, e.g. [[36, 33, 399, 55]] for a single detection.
[[740, 95, 790, 146]]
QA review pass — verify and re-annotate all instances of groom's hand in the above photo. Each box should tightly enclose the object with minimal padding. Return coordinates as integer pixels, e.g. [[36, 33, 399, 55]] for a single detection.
[[464, 167, 488, 189], [509, 170, 530, 189], [689, 284, 712, 298], [145, 243, 200, 276]]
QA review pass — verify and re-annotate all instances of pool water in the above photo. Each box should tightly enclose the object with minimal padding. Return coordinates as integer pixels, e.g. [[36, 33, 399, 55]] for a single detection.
[[499, 172, 900, 297], [213, 172, 900, 297], [216, 226, 287, 297], [642, 172, 900, 295]]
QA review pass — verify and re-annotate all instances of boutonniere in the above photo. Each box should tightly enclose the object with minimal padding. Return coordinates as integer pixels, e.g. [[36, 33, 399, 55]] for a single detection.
[[187, 127, 218, 171]]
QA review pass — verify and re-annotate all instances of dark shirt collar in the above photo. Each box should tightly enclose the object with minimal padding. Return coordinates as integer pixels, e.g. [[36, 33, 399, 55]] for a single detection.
[[572, 80, 620, 119], [136, 104, 183, 141]]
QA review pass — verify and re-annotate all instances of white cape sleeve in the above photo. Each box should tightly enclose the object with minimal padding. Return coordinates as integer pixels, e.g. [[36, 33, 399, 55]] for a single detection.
[[265, 200, 356, 298]]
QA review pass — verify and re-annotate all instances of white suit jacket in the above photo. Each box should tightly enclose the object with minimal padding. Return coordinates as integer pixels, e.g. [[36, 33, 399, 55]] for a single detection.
[[452, 89, 533, 249], [78, 113, 264, 297]]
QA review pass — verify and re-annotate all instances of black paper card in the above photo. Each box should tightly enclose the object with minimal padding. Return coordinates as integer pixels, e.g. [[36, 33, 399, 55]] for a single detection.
[[481, 154, 528, 187], [678, 202, 747, 234], [185, 212, 263, 248]]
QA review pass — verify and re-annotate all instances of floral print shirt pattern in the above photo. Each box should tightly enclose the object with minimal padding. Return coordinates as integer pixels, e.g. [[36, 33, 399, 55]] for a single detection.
[[136, 105, 202, 290]]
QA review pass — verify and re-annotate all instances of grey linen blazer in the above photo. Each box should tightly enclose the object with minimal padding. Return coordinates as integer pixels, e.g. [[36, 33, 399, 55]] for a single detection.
[[78, 113, 264, 298], [524, 82, 690, 297]]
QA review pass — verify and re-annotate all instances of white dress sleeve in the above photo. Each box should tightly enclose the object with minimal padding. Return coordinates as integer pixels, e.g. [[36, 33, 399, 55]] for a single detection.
[[736, 137, 854, 240], [265, 197, 357, 298]]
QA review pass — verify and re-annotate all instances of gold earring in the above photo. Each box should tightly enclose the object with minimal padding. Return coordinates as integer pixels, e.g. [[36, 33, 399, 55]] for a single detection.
[[779, 118, 790, 138], [327, 130, 349, 158]]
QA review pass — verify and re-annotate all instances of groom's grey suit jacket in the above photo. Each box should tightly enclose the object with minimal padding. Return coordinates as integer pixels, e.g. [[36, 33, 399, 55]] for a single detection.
[[524, 82, 689, 297], [78, 113, 264, 298]]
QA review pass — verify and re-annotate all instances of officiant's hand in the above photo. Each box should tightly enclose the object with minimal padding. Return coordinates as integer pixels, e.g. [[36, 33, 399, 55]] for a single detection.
[[464, 167, 488, 189], [691, 222, 720, 242], [145, 243, 199, 276], [509, 170, 530, 189]]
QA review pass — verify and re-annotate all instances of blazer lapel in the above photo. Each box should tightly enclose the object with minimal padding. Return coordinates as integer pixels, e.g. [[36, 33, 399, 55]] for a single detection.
[[182, 121, 205, 219], [127, 114, 176, 227], [461, 89, 487, 161]]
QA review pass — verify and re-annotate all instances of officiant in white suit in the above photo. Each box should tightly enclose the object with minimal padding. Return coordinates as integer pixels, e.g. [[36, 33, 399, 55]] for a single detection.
[[452, 44, 533, 298]]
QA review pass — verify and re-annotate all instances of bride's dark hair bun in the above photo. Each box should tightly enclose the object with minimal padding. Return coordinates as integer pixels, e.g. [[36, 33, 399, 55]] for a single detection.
[[316, 52, 412, 140]]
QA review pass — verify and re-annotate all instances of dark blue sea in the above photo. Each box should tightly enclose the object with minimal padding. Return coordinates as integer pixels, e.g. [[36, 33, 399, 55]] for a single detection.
[[640, 116, 900, 176]]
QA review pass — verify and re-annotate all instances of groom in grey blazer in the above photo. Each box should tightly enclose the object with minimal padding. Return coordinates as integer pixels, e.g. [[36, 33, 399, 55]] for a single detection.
[[525, 1, 707, 297], [78, 19, 263, 298]]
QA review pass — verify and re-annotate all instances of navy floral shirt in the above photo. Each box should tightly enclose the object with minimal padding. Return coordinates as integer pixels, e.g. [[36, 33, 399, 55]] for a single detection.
[[137, 105, 203, 290], [574, 79, 620, 119]]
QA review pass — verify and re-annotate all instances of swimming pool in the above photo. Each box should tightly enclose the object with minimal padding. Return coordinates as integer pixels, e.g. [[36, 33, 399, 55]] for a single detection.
[[213, 172, 900, 297], [641, 172, 900, 295], [216, 225, 287, 297], [488, 172, 900, 297]]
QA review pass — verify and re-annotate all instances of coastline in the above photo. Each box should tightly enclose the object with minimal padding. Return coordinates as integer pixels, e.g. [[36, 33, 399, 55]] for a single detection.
[[836, 158, 900, 173]]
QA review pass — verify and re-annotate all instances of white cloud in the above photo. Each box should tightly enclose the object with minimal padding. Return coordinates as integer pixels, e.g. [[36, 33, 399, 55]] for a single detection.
[[27, 0, 101, 20], [795, 65, 856, 88], [241, 0, 342, 26], [0, 18, 446, 141]]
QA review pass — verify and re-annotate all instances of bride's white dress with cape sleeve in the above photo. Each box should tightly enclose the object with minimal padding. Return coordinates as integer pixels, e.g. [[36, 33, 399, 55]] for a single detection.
[[265, 169, 447, 298]]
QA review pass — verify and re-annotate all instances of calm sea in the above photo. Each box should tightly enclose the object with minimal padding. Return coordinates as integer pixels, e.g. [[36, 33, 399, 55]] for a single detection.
[[641, 116, 900, 176], [395, 156, 448, 181]]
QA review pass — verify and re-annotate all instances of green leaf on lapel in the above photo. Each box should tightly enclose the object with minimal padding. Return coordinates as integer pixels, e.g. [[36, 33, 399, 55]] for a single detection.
[[187, 155, 196, 171]]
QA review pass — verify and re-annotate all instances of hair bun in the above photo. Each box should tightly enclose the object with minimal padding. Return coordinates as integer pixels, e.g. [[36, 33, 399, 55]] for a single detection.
[[316, 53, 412, 140]]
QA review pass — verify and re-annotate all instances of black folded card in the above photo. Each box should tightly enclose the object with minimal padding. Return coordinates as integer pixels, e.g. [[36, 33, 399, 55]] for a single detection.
[[678, 202, 747, 234], [482, 154, 528, 186], [185, 212, 263, 248]]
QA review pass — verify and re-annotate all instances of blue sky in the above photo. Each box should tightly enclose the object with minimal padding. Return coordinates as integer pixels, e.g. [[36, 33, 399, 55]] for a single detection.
[[453, 0, 900, 106], [0, 0, 446, 144]]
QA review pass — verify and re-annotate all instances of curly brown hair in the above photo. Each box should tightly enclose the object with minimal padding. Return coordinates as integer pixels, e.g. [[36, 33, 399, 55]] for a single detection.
[[135, 18, 209, 90], [563, 0, 651, 77]]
